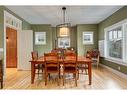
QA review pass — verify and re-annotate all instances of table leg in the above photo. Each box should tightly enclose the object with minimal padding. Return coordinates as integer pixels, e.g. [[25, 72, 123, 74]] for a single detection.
[[31, 62, 35, 84], [88, 62, 92, 85]]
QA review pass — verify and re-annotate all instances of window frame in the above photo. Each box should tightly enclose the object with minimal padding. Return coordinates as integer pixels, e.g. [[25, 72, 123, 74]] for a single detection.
[[104, 19, 127, 66]]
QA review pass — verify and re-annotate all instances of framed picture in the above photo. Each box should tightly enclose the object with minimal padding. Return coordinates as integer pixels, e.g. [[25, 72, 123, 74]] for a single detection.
[[58, 37, 70, 48], [83, 32, 93, 44], [35, 32, 46, 45]]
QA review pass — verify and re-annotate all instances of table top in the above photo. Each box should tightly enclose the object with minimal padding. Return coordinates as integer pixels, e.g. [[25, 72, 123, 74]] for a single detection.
[[30, 56, 92, 64]]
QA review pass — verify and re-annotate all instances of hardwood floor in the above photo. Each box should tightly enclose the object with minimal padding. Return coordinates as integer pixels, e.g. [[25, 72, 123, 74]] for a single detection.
[[3, 65, 127, 89]]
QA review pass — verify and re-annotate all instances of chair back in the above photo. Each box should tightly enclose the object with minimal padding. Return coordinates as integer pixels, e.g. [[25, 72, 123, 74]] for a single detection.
[[31, 51, 38, 60], [87, 49, 99, 58], [63, 52, 77, 68], [44, 52, 59, 69], [86, 53, 92, 59], [64, 49, 75, 54]]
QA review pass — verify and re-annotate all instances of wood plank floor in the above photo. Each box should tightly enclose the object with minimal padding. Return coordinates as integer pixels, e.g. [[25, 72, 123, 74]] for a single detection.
[[3, 65, 127, 89]]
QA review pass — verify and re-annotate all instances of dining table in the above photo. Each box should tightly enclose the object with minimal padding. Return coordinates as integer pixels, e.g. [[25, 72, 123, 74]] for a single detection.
[[29, 56, 92, 85]]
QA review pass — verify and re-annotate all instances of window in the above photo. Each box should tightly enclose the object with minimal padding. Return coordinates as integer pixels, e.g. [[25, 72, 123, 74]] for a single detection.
[[105, 19, 127, 65], [108, 27, 123, 59]]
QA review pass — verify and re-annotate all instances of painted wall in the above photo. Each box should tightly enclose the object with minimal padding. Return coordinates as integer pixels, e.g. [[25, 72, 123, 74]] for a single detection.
[[98, 6, 127, 74], [31, 24, 53, 56], [52, 27, 56, 49], [70, 26, 77, 51], [0, 6, 4, 49], [77, 24, 98, 56]]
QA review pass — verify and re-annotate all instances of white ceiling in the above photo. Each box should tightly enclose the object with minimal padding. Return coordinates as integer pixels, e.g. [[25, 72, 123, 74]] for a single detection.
[[6, 6, 122, 26]]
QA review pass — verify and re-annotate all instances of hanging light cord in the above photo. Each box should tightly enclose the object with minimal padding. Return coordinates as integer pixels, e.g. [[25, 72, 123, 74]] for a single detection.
[[62, 7, 66, 24]]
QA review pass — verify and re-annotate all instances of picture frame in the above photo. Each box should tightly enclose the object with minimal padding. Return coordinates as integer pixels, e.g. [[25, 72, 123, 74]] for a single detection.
[[35, 32, 46, 45], [83, 32, 93, 44], [58, 37, 70, 48]]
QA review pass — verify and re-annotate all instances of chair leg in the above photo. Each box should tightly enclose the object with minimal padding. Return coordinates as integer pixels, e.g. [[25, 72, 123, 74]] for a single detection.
[[77, 70, 79, 80], [75, 73, 77, 86], [59, 70, 61, 79], [38, 69, 40, 76], [42, 67, 43, 72], [63, 73, 64, 86], [45, 73, 47, 86], [97, 61, 99, 68], [85, 65, 88, 74], [1, 81, 3, 89], [58, 75, 59, 86]]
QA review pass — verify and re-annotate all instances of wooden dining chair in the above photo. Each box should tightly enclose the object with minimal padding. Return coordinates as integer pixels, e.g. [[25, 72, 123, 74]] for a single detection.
[[87, 49, 100, 68], [44, 52, 60, 86], [63, 52, 78, 86], [77, 53, 91, 79], [31, 51, 44, 76]]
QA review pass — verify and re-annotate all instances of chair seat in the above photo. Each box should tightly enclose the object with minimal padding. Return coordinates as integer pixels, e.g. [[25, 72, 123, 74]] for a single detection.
[[78, 66, 88, 69], [35, 64, 44, 69], [92, 58, 98, 60], [64, 67, 77, 73]]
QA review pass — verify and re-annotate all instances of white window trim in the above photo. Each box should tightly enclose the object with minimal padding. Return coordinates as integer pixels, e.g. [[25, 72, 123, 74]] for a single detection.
[[104, 18, 127, 65]]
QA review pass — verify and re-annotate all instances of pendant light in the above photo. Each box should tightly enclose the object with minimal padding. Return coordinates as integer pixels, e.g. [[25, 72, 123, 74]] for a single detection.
[[56, 7, 71, 37]]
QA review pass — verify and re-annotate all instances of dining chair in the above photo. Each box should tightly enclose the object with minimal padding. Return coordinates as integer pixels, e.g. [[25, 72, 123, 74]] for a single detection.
[[63, 52, 78, 86], [31, 51, 44, 76], [77, 53, 91, 79], [44, 52, 60, 86], [87, 49, 100, 68]]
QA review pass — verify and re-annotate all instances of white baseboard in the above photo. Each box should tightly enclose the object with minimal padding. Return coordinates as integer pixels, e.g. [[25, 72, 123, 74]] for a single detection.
[[100, 64, 127, 79]]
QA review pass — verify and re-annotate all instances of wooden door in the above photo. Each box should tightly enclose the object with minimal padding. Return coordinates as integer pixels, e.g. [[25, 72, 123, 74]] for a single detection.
[[6, 27, 17, 68]]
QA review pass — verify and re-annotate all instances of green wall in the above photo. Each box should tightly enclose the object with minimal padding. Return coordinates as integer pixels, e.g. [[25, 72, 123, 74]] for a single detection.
[[77, 24, 98, 56], [70, 26, 77, 50], [31, 24, 53, 56], [52, 27, 56, 49], [98, 6, 127, 74], [0, 6, 4, 49]]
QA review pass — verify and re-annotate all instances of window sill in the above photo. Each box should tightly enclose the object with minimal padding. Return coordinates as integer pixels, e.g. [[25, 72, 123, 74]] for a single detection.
[[105, 57, 127, 67]]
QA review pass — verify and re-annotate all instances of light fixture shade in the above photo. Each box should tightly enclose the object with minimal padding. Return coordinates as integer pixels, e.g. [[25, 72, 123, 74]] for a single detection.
[[59, 27, 69, 37], [56, 23, 71, 37]]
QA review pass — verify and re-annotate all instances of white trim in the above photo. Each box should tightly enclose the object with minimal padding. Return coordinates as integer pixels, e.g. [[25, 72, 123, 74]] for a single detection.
[[0, 48, 3, 52], [104, 18, 127, 66], [100, 64, 127, 79], [4, 10, 22, 79], [4, 11, 22, 30]]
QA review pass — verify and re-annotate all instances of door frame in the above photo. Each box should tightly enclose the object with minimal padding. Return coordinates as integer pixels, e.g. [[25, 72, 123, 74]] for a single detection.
[[4, 11, 22, 78]]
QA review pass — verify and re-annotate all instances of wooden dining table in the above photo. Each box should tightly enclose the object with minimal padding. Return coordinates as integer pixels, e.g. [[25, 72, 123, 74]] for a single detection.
[[29, 56, 92, 85]]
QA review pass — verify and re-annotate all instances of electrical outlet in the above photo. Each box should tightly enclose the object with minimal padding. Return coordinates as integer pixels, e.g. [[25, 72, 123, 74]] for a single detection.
[[118, 66, 121, 70]]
